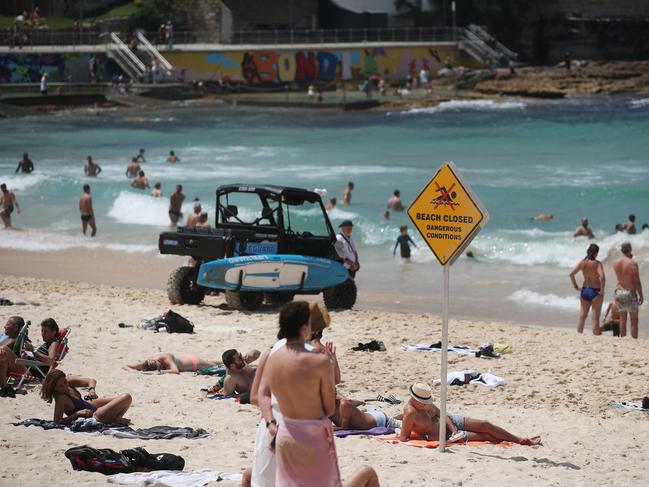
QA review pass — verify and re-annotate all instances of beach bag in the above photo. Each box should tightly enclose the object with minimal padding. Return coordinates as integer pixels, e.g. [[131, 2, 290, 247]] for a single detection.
[[65, 445, 134, 475], [122, 447, 185, 471], [162, 310, 194, 334]]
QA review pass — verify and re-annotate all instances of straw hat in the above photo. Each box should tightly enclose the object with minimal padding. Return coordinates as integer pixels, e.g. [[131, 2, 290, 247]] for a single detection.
[[409, 382, 434, 404], [308, 302, 330, 334]]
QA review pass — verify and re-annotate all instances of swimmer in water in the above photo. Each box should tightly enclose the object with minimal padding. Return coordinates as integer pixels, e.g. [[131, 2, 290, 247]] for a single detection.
[[125, 158, 140, 179], [0, 184, 21, 228], [84, 155, 102, 177], [130, 170, 149, 190], [79, 184, 97, 237], [166, 150, 179, 163], [151, 182, 162, 197]]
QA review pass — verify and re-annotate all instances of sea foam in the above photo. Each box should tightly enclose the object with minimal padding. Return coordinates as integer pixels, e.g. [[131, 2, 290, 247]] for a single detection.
[[508, 289, 579, 310]]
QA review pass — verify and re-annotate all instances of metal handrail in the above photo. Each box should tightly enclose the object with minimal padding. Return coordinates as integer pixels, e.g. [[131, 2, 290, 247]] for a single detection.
[[466, 24, 517, 59], [136, 31, 173, 74]]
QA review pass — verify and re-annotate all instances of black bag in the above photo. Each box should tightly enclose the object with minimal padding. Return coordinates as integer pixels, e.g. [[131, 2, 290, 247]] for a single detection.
[[65, 445, 134, 475], [162, 310, 194, 334], [122, 447, 185, 471]]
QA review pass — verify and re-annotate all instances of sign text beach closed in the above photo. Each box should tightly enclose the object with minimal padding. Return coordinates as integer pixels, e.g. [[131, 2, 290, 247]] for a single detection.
[[408, 162, 488, 265]]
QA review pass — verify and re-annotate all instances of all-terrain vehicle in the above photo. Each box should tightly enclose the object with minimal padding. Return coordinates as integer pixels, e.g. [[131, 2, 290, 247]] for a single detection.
[[158, 184, 357, 311]]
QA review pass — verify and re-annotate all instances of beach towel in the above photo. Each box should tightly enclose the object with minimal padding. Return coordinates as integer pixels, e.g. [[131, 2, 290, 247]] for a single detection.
[[276, 416, 342, 487], [608, 401, 649, 412], [107, 469, 242, 486], [334, 426, 393, 438], [195, 364, 226, 376], [13, 418, 209, 439], [401, 343, 500, 358], [375, 434, 514, 448], [434, 370, 506, 388]]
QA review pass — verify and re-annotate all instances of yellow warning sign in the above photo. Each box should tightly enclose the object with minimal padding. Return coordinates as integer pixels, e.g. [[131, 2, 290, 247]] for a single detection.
[[408, 162, 488, 266]]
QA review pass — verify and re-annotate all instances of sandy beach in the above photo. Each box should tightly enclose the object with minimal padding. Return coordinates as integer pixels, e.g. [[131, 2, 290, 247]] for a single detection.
[[1, 273, 647, 486]]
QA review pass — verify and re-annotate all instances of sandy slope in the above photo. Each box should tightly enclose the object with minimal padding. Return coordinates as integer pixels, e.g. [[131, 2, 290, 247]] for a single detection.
[[0, 275, 647, 487]]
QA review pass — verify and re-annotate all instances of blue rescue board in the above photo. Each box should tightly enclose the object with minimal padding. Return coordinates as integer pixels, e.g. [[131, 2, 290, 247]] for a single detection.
[[198, 254, 348, 292]]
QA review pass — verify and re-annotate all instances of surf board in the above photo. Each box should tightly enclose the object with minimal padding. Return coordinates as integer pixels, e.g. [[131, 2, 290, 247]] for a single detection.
[[198, 254, 349, 292]]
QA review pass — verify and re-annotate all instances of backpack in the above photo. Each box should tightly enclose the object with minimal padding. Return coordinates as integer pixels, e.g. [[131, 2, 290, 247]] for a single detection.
[[122, 447, 185, 471], [65, 445, 134, 475], [162, 310, 194, 334]]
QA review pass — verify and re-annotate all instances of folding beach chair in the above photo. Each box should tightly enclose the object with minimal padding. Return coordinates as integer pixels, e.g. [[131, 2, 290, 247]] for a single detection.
[[12, 326, 71, 390]]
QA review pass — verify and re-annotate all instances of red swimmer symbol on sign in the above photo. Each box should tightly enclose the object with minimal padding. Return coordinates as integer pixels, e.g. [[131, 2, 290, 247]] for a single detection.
[[431, 181, 459, 211]]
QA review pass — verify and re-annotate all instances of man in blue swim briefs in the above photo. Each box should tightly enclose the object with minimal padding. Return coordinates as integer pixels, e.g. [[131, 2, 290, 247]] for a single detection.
[[400, 382, 541, 445], [569, 243, 605, 335], [0, 183, 21, 228]]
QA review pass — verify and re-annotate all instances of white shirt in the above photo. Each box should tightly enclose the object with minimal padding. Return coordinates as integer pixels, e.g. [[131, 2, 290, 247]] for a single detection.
[[40, 75, 47, 91], [335, 232, 358, 268]]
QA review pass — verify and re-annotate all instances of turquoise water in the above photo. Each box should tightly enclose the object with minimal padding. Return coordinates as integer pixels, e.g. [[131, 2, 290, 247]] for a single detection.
[[1, 96, 648, 328]]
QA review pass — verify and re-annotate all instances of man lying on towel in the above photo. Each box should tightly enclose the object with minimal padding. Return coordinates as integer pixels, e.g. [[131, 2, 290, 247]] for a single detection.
[[330, 397, 402, 430], [401, 382, 541, 445]]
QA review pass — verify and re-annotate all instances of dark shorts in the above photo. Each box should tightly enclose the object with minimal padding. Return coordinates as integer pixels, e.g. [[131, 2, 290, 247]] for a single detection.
[[81, 214, 92, 222], [2, 205, 13, 216]]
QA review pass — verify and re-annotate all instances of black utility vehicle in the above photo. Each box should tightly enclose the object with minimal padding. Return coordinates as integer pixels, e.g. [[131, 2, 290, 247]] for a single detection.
[[158, 184, 357, 311]]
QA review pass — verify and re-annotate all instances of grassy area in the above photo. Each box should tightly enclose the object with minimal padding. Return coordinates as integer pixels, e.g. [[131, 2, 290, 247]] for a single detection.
[[0, 2, 142, 29]]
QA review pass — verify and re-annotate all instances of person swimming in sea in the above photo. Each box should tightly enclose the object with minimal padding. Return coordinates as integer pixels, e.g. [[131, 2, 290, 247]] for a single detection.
[[569, 243, 605, 335]]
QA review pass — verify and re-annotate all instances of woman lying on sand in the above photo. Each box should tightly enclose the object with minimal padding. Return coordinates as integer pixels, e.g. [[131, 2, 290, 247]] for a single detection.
[[122, 350, 260, 374], [41, 370, 132, 424]]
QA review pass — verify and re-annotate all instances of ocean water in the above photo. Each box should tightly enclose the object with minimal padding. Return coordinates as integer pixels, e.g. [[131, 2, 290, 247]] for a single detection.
[[1, 96, 648, 329]]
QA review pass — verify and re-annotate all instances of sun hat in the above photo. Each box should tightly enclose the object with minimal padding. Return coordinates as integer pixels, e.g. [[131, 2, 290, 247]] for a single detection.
[[338, 220, 353, 227], [409, 382, 434, 404], [308, 302, 330, 334]]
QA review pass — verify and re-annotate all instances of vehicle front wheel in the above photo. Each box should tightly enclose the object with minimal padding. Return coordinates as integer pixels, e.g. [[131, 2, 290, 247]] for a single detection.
[[225, 291, 264, 311], [323, 278, 357, 310], [167, 266, 205, 305]]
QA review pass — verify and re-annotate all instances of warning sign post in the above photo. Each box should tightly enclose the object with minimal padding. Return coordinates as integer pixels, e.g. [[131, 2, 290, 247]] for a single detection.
[[407, 161, 489, 451]]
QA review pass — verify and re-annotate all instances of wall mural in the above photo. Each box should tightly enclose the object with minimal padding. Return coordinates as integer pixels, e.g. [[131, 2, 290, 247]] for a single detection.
[[166, 46, 469, 84], [0, 53, 111, 83]]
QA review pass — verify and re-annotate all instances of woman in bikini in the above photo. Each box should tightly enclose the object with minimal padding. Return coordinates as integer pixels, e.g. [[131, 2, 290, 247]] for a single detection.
[[569, 243, 606, 335], [41, 369, 132, 424], [123, 351, 260, 374]]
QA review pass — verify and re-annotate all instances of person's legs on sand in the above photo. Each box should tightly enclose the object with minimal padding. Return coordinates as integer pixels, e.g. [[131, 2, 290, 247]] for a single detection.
[[343, 465, 380, 487], [92, 393, 132, 423], [577, 298, 590, 334], [618, 311, 628, 337], [463, 417, 541, 445], [590, 294, 603, 335], [629, 311, 639, 339]]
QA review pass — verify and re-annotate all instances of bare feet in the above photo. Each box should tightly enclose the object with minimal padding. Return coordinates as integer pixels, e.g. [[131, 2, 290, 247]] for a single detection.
[[519, 435, 542, 446]]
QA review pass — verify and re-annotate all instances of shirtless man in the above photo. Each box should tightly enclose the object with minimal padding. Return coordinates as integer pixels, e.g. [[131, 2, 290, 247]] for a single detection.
[[135, 148, 146, 163], [169, 184, 185, 226], [0, 184, 21, 228], [342, 181, 354, 205], [400, 382, 541, 446], [386, 189, 405, 211], [125, 158, 141, 179], [130, 170, 149, 190], [612, 242, 644, 338], [151, 182, 162, 197], [15, 152, 34, 174], [330, 398, 402, 431], [221, 349, 257, 400], [186, 203, 201, 227], [196, 212, 210, 229], [574, 217, 594, 239], [262, 301, 380, 487], [569, 243, 605, 335], [84, 155, 102, 177], [166, 150, 179, 163], [122, 351, 258, 374], [622, 214, 637, 235], [79, 185, 96, 237]]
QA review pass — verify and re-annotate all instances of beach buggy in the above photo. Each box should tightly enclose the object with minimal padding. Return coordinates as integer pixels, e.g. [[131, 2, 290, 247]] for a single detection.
[[158, 184, 357, 311]]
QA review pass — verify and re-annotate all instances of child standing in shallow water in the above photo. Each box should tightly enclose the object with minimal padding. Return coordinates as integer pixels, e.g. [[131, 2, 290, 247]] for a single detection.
[[393, 225, 417, 260]]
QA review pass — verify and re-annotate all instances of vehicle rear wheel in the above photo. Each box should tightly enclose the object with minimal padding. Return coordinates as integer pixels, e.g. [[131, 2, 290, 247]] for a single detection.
[[225, 290, 264, 311], [167, 266, 205, 305], [323, 278, 357, 310], [264, 293, 295, 306]]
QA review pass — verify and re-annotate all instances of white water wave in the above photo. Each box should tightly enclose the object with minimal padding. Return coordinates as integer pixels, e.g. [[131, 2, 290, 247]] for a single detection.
[[0, 174, 49, 192], [508, 289, 579, 311], [394, 99, 526, 115], [0, 228, 155, 253], [107, 191, 212, 227], [629, 98, 649, 109]]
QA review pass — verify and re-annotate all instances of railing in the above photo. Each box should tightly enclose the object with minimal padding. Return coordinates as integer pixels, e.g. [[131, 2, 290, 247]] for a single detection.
[[466, 24, 517, 60], [136, 31, 173, 76], [105, 32, 146, 80], [0, 29, 196, 47], [229, 27, 460, 45]]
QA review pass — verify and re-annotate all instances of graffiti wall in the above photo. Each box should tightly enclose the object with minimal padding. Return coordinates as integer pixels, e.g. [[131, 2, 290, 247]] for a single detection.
[[0, 53, 113, 83], [166, 45, 475, 84]]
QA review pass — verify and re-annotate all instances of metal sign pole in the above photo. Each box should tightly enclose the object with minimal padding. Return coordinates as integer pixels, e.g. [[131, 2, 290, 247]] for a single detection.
[[439, 264, 450, 452]]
